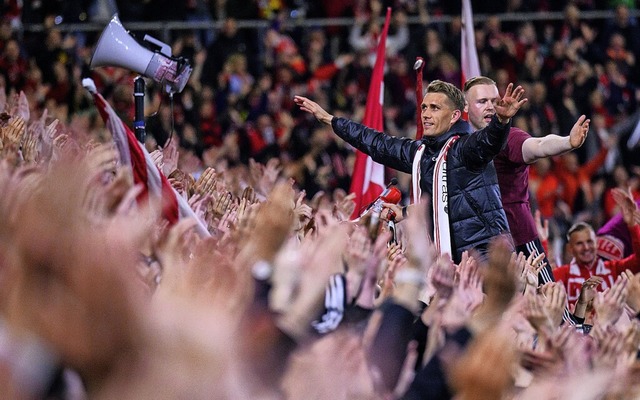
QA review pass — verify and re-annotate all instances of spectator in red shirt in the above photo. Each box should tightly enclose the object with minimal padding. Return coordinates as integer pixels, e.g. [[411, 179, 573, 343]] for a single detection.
[[528, 157, 561, 219], [553, 188, 640, 304], [602, 164, 640, 219], [555, 142, 609, 213]]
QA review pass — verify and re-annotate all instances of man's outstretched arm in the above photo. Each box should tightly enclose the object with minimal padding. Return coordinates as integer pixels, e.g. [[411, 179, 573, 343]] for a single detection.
[[294, 95, 418, 173], [521, 115, 590, 164]]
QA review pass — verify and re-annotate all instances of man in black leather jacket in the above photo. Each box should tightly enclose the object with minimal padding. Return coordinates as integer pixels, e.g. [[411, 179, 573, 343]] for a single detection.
[[294, 80, 527, 262]]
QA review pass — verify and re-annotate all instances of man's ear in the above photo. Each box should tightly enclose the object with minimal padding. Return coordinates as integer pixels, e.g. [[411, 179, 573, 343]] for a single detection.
[[464, 99, 469, 113], [451, 109, 462, 124]]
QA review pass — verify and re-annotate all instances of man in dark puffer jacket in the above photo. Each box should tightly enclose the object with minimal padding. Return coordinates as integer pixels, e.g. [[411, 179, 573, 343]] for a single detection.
[[294, 80, 527, 263]]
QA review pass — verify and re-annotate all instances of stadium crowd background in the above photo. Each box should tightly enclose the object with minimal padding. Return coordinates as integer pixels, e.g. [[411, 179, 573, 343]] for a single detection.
[[0, 1, 640, 399]]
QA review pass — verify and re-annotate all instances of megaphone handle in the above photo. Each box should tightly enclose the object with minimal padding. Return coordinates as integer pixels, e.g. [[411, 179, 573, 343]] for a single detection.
[[143, 34, 172, 57], [134, 76, 146, 143]]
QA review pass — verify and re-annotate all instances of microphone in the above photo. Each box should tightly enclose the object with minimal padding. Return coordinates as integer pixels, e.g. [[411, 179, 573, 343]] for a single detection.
[[363, 178, 401, 214]]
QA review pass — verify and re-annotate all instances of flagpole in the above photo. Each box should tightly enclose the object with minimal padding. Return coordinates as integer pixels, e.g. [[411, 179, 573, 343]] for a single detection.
[[414, 57, 425, 140]]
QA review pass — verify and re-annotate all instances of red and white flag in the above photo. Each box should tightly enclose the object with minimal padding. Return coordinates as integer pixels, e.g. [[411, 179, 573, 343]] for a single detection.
[[350, 8, 392, 219], [83, 78, 209, 236], [461, 0, 481, 85]]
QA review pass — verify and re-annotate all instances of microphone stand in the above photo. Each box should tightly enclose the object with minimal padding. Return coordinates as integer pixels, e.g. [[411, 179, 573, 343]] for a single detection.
[[133, 76, 146, 143]]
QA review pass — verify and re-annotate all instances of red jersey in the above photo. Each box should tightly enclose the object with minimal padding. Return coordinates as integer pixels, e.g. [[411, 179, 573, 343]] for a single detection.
[[553, 224, 640, 303]]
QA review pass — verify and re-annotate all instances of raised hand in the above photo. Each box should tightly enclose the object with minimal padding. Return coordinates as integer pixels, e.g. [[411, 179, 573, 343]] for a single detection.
[[540, 282, 567, 329], [569, 115, 590, 149], [622, 270, 640, 314], [403, 199, 435, 273], [523, 292, 555, 335], [441, 257, 483, 331], [334, 192, 356, 221], [293, 95, 334, 125], [194, 167, 217, 196], [45, 118, 60, 141], [358, 230, 391, 308], [534, 209, 549, 243], [430, 256, 456, 300], [522, 252, 547, 292], [3, 116, 26, 146], [457, 253, 484, 310], [258, 157, 282, 196], [343, 225, 371, 273], [275, 223, 350, 340], [21, 124, 40, 164], [154, 218, 199, 296], [16, 91, 30, 123], [612, 187, 639, 227], [248, 158, 263, 188], [378, 251, 406, 301], [238, 182, 295, 265], [578, 275, 604, 307], [482, 237, 518, 315], [187, 192, 214, 226], [494, 83, 528, 123], [216, 205, 239, 239], [386, 241, 404, 262], [241, 185, 257, 205], [168, 169, 195, 199], [162, 138, 179, 176], [622, 320, 640, 366], [593, 276, 629, 327], [593, 327, 625, 368], [149, 149, 164, 172], [210, 190, 234, 219], [292, 190, 312, 233]]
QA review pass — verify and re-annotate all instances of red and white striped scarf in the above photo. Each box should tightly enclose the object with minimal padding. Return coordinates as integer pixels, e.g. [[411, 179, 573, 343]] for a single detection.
[[412, 136, 459, 258]]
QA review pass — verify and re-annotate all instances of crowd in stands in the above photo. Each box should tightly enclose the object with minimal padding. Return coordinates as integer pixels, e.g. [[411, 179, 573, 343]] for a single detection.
[[1, 0, 640, 398]]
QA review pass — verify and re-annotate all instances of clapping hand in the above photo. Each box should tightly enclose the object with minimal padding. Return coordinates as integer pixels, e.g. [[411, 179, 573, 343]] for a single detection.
[[593, 276, 629, 327]]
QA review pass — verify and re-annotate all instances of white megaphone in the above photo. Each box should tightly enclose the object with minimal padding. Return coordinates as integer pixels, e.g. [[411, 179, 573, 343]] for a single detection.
[[90, 14, 192, 94]]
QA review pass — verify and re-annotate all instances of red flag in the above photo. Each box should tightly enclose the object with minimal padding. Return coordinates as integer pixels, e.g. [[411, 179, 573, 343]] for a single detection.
[[84, 79, 209, 236], [350, 7, 392, 219], [461, 0, 481, 85]]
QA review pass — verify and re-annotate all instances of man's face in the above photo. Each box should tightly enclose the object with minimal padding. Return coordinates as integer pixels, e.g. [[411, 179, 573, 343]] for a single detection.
[[421, 92, 459, 137], [568, 228, 597, 266], [465, 84, 500, 130]]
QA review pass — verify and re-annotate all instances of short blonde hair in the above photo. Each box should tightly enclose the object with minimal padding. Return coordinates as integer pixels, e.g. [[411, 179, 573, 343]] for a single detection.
[[427, 80, 465, 111], [463, 76, 497, 94]]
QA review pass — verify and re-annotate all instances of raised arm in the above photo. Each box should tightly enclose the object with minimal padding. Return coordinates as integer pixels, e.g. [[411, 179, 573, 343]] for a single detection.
[[294, 95, 419, 174], [521, 115, 590, 164]]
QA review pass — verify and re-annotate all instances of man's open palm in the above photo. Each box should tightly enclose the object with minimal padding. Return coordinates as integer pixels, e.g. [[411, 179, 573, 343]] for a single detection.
[[495, 83, 528, 122]]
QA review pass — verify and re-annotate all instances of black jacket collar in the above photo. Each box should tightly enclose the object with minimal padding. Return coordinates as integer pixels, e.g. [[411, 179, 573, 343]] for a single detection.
[[421, 119, 472, 150]]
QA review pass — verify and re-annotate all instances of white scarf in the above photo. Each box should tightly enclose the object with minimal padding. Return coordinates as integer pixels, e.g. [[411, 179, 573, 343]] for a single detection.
[[412, 136, 459, 258], [411, 144, 426, 204]]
